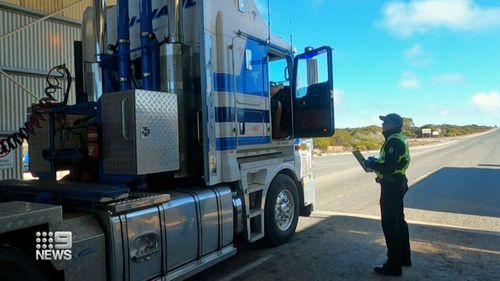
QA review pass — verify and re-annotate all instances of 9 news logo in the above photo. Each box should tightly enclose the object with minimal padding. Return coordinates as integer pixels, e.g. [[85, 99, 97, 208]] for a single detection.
[[35, 231, 72, 261]]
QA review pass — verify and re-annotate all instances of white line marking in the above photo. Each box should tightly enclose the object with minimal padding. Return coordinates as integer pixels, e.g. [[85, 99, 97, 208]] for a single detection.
[[219, 254, 274, 281], [312, 210, 500, 237], [410, 140, 457, 151]]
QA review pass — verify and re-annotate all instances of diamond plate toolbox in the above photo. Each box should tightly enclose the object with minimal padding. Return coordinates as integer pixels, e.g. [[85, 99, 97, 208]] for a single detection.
[[101, 89, 179, 175]]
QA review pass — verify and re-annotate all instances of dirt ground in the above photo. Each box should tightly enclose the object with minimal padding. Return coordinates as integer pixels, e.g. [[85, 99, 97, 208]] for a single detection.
[[192, 213, 500, 281]]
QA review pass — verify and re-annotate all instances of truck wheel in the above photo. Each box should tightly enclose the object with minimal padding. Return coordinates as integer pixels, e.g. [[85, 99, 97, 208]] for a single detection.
[[265, 174, 300, 246], [0, 243, 47, 281]]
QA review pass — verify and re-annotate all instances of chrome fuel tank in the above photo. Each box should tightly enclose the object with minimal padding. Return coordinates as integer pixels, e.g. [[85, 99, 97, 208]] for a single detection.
[[97, 187, 234, 281], [162, 187, 233, 270]]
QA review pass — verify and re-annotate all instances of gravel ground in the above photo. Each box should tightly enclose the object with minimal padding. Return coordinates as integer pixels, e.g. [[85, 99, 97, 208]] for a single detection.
[[191, 213, 500, 281]]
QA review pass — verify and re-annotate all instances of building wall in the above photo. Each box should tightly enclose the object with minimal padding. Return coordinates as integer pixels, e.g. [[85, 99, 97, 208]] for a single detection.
[[0, 0, 117, 21], [0, 2, 89, 179]]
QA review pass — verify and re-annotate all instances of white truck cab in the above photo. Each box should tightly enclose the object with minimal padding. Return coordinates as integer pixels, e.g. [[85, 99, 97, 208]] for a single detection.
[[0, 1, 334, 280]]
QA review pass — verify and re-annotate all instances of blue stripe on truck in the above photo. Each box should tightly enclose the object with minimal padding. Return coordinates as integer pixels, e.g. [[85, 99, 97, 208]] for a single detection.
[[216, 136, 271, 151], [215, 107, 269, 123], [213, 73, 268, 97]]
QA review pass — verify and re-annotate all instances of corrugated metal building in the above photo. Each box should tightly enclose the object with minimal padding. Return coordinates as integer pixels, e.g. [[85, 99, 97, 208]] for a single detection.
[[0, 0, 108, 179]]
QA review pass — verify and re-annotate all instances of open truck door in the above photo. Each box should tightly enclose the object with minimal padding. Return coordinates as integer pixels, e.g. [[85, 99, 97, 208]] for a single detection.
[[292, 46, 334, 138]]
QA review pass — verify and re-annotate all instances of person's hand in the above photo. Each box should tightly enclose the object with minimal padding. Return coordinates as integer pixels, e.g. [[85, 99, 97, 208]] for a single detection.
[[270, 85, 284, 96], [364, 157, 376, 168]]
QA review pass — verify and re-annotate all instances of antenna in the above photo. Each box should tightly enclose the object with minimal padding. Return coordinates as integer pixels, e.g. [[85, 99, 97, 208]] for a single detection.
[[289, 0, 293, 52], [267, 0, 271, 43]]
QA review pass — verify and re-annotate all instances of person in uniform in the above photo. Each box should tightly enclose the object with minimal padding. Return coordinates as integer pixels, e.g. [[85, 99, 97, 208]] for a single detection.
[[364, 113, 412, 276]]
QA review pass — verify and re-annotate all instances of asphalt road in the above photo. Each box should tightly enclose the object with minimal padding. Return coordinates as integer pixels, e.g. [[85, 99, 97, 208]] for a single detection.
[[314, 129, 500, 232], [190, 129, 500, 280]]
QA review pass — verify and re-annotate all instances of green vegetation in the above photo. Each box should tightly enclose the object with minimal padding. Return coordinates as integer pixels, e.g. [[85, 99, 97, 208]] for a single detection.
[[418, 124, 492, 137], [313, 127, 383, 152], [313, 119, 492, 153]]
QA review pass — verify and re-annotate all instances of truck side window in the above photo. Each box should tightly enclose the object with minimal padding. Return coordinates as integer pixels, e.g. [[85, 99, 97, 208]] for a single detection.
[[295, 54, 328, 96], [293, 46, 334, 138], [269, 55, 292, 139]]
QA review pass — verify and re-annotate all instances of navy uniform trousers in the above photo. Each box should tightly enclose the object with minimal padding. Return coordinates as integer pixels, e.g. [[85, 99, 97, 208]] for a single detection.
[[379, 174, 411, 268]]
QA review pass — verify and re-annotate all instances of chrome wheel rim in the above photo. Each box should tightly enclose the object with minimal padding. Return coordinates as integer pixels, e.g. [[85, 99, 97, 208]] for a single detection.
[[274, 189, 295, 231]]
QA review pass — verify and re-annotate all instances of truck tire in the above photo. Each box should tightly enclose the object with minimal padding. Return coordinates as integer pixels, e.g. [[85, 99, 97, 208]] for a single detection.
[[265, 174, 300, 246], [0, 243, 47, 281]]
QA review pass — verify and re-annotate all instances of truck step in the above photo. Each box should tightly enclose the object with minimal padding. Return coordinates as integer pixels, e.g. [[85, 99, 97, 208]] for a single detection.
[[247, 183, 265, 193], [249, 232, 265, 243], [248, 209, 264, 218]]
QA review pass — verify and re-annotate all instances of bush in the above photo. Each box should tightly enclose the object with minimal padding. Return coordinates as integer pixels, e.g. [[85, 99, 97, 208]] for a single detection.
[[331, 130, 352, 146], [313, 138, 332, 151], [311, 123, 492, 153], [352, 140, 382, 151]]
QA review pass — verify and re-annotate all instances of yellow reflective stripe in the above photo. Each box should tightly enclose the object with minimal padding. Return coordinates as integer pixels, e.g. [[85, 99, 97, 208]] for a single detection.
[[376, 132, 411, 178], [389, 133, 410, 175]]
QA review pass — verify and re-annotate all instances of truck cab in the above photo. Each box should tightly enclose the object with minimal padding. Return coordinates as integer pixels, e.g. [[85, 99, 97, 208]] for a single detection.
[[0, 1, 334, 280]]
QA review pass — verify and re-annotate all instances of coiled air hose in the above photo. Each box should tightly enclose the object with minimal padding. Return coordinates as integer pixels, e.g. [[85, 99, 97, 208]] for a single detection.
[[0, 64, 72, 156]]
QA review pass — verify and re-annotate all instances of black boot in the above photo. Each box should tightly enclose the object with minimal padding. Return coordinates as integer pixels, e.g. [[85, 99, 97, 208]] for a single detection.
[[374, 263, 402, 276], [402, 260, 412, 267]]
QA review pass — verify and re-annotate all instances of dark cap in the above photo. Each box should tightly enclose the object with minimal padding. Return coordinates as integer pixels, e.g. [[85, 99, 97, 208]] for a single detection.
[[379, 113, 403, 129]]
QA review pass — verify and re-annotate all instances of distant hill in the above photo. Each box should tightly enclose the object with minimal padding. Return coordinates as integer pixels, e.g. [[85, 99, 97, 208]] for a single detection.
[[416, 124, 493, 137], [313, 123, 493, 152]]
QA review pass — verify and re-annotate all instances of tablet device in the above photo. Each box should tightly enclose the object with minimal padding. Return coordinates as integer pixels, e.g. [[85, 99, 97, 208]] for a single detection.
[[352, 150, 373, 172]]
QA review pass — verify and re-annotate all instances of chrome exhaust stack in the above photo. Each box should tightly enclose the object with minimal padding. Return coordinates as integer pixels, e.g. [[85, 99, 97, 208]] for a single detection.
[[83, 0, 107, 101], [160, 0, 195, 178], [168, 0, 182, 43]]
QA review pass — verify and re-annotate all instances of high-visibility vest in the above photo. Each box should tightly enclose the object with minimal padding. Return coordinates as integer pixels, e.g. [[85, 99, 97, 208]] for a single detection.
[[374, 132, 410, 180]]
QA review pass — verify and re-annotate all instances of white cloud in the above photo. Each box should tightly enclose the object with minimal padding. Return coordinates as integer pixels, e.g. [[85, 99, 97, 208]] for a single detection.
[[403, 43, 432, 67], [431, 74, 465, 85], [334, 89, 344, 105], [404, 43, 423, 59], [411, 58, 433, 68], [423, 104, 461, 122], [380, 0, 500, 38], [399, 72, 420, 89], [472, 91, 500, 112]]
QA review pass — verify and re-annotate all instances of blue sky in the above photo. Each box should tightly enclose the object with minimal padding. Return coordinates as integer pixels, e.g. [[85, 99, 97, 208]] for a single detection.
[[256, 0, 500, 128]]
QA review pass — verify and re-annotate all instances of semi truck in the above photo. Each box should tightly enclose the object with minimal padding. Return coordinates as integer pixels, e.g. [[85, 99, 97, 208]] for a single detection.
[[0, 0, 334, 280]]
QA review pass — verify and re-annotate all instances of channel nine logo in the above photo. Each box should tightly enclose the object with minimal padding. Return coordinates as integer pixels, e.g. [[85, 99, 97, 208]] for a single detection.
[[35, 231, 72, 261]]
